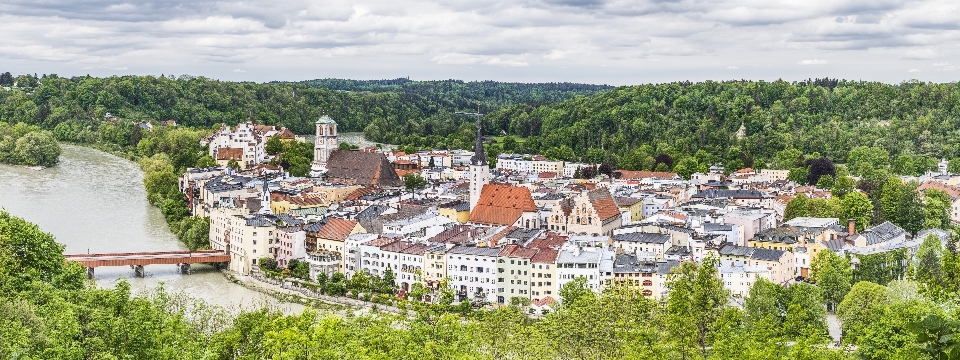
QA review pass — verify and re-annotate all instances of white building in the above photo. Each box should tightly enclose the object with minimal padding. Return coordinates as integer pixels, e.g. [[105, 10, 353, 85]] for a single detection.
[[275, 227, 306, 268], [446, 245, 501, 303], [469, 125, 490, 211], [555, 244, 614, 293], [311, 115, 338, 177]]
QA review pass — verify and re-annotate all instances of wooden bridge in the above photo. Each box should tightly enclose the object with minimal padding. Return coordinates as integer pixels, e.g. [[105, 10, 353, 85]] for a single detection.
[[65, 250, 231, 278]]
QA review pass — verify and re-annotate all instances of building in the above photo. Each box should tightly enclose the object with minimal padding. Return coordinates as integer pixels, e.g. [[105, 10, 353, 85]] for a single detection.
[[611, 232, 671, 258], [556, 244, 614, 293], [209, 208, 278, 275], [324, 150, 404, 187], [447, 245, 501, 303], [497, 244, 538, 304], [311, 115, 338, 176], [275, 226, 306, 268], [918, 180, 960, 224], [308, 218, 365, 272], [470, 124, 490, 211], [439, 201, 471, 223], [547, 187, 623, 236], [468, 184, 540, 229]]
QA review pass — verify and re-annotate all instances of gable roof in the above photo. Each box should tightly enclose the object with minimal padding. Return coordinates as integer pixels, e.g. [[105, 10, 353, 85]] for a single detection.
[[751, 248, 786, 262], [468, 184, 537, 226], [918, 180, 960, 200], [314, 218, 359, 242], [612, 232, 670, 244], [326, 150, 403, 187]]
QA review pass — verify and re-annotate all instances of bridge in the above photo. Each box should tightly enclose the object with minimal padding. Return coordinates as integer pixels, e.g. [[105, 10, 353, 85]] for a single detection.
[[64, 250, 231, 279]]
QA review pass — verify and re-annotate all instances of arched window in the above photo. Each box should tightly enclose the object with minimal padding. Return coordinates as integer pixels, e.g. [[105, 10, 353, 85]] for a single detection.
[[642, 280, 652, 286]]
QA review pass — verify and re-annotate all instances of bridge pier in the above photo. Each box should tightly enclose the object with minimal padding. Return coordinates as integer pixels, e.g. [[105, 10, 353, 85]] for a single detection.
[[86, 267, 95, 279], [179, 263, 192, 275], [132, 265, 145, 278]]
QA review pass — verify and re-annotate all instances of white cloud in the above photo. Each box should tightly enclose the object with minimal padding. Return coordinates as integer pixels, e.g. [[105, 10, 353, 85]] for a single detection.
[[901, 49, 937, 60], [485, 57, 529, 67], [1, 0, 960, 83], [233, 69, 246, 72], [934, 63, 949, 66], [908, 69, 920, 72]]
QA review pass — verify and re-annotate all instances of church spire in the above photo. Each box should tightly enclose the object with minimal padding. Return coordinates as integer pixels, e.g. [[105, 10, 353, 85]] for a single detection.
[[470, 122, 487, 166]]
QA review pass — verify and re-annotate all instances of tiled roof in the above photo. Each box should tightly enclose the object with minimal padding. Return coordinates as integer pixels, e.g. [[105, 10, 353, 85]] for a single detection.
[[614, 197, 641, 206], [588, 187, 623, 222], [615, 170, 679, 180], [314, 218, 359, 242], [363, 237, 398, 247], [498, 244, 538, 258], [448, 245, 501, 256], [274, 128, 296, 139], [530, 248, 559, 264], [468, 184, 537, 226], [326, 150, 403, 187], [918, 180, 960, 200], [718, 244, 754, 257], [216, 147, 244, 161]]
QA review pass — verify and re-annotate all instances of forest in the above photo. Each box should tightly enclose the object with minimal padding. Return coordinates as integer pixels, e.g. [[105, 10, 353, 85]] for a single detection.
[[6, 208, 960, 360]]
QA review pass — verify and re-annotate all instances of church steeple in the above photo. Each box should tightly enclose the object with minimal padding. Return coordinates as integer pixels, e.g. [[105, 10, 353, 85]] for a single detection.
[[470, 122, 487, 166]]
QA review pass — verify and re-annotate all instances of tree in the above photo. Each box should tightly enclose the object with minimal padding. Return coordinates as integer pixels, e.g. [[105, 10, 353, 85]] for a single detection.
[[558, 277, 594, 308], [816, 174, 835, 189], [784, 193, 809, 221], [893, 154, 916, 176], [913, 234, 945, 296], [923, 189, 952, 230], [13, 130, 60, 167], [0, 71, 13, 86], [653, 153, 674, 171], [841, 191, 872, 233], [810, 250, 852, 311], [195, 155, 217, 168], [772, 148, 802, 170], [837, 281, 889, 344], [744, 278, 786, 330], [403, 173, 426, 191], [598, 163, 613, 177], [831, 176, 856, 198], [265, 136, 285, 155], [665, 255, 727, 358], [806, 157, 836, 185], [949, 158, 960, 174], [880, 179, 924, 235], [782, 282, 829, 340], [226, 159, 240, 170], [847, 146, 890, 181]]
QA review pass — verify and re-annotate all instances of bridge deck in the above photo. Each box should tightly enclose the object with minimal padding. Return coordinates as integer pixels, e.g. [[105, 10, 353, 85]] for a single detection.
[[65, 250, 230, 267]]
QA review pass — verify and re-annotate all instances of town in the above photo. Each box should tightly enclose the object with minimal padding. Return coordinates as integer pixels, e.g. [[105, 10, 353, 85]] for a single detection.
[[178, 114, 956, 314]]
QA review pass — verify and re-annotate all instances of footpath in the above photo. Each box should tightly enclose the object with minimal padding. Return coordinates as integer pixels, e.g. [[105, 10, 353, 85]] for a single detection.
[[223, 270, 406, 315]]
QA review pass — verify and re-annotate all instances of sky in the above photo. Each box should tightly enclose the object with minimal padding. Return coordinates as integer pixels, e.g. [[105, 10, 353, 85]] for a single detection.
[[1, 0, 959, 85]]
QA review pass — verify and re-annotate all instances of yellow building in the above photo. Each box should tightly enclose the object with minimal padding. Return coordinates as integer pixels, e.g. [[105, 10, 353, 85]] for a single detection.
[[614, 197, 644, 223], [439, 201, 471, 223]]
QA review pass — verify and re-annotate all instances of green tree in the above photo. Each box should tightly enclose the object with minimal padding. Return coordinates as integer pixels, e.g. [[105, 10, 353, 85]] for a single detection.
[[772, 148, 802, 170], [831, 176, 856, 198], [841, 191, 872, 233], [923, 189, 952, 230], [665, 255, 727, 358], [13, 130, 60, 167], [837, 281, 890, 344], [558, 277, 594, 308], [264, 135, 285, 155], [784, 193, 809, 221], [810, 250, 853, 311], [881, 178, 924, 235], [195, 155, 217, 168], [403, 173, 426, 191], [913, 234, 945, 296], [226, 159, 240, 170]]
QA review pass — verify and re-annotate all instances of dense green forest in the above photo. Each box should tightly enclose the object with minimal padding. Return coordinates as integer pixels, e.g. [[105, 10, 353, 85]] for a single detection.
[[7, 73, 960, 177], [9, 208, 960, 359], [288, 77, 614, 110]]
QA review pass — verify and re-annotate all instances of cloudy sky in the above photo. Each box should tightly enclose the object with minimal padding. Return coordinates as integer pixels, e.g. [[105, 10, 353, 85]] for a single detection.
[[1, 0, 958, 85]]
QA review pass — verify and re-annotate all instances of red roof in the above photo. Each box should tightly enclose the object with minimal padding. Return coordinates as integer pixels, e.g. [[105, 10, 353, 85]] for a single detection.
[[538, 172, 557, 179], [616, 170, 678, 180], [468, 184, 537, 226], [919, 180, 960, 200], [274, 128, 296, 139], [314, 218, 359, 242], [734, 167, 755, 174]]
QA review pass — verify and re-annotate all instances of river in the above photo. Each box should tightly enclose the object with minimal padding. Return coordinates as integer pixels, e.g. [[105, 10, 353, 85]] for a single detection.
[[0, 144, 303, 314]]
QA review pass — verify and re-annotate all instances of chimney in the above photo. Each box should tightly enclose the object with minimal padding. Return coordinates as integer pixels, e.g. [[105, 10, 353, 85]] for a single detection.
[[847, 218, 856, 236]]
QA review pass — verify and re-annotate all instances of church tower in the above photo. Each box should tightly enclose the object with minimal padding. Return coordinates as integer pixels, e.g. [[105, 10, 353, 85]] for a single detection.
[[469, 122, 489, 211], [311, 115, 338, 177]]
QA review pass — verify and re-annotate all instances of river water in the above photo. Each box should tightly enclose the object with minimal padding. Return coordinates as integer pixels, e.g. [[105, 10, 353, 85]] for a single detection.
[[0, 144, 303, 314]]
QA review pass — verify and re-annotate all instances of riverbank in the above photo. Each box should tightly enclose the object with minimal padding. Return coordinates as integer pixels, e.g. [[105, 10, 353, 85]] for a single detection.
[[223, 270, 407, 316]]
